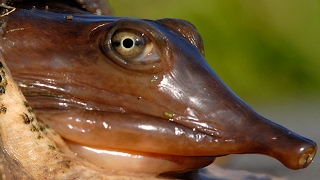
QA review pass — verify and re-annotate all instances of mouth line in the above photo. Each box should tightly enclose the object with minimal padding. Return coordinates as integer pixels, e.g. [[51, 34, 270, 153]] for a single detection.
[[25, 92, 225, 155], [65, 140, 215, 174], [34, 108, 218, 174], [25, 93, 219, 174]]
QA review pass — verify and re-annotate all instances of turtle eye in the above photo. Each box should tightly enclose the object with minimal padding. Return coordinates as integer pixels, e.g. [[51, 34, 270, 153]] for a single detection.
[[111, 30, 147, 59], [108, 29, 159, 65], [100, 20, 171, 73]]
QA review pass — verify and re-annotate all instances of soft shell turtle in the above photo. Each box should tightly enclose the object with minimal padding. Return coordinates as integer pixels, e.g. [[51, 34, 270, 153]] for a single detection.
[[0, 0, 317, 179]]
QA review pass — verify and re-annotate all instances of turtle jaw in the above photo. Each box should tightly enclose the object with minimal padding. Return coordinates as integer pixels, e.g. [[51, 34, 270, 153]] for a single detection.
[[67, 141, 215, 175], [35, 109, 216, 174]]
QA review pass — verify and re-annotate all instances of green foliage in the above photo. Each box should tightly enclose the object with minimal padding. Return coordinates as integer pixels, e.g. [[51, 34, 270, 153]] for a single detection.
[[108, 0, 320, 103]]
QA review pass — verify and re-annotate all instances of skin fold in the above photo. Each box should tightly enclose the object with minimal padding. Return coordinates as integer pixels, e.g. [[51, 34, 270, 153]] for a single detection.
[[0, 0, 317, 177]]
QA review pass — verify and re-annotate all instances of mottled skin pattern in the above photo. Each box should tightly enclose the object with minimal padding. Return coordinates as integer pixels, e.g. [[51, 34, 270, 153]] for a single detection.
[[0, 0, 317, 179]]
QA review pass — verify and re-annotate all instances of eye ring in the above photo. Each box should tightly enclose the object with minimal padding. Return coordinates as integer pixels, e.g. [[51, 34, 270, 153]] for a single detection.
[[111, 30, 148, 60], [100, 20, 170, 73]]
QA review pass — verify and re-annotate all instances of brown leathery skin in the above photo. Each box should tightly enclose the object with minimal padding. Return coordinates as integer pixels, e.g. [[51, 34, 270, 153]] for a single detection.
[[1, 2, 317, 176]]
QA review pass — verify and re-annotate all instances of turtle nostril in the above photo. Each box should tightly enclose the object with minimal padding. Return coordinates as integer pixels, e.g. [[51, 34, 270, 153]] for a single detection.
[[298, 146, 317, 168]]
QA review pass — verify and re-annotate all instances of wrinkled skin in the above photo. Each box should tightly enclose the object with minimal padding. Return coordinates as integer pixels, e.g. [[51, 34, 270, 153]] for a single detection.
[[0, 0, 317, 178]]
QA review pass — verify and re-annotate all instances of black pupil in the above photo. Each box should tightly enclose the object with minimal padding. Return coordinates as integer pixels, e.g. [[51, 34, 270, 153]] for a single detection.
[[123, 38, 134, 48]]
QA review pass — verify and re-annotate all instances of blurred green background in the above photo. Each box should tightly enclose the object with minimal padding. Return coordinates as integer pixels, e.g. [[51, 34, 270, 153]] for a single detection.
[[108, 0, 320, 104]]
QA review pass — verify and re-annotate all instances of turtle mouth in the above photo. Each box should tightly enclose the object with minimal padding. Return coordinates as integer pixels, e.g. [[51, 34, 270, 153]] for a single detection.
[[66, 141, 214, 174], [35, 109, 215, 174]]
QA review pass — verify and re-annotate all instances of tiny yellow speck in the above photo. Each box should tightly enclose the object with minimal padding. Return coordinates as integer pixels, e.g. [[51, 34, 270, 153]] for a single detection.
[[164, 112, 173, 119]]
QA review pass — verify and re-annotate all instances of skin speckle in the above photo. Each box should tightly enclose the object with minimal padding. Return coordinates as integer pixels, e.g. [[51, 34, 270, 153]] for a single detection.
[[62, 160, 71, 169], [20, 111, 48, 141], [22, 113, 33, 124], [30, 124, 39, 132], [1, 70, 5, 77], [39, 125, 46, 131], [0, 104, 6, 114], [0, 70, 8, 93], [65, 164, 70, 169], [23, 101, 30, 107], [0, 86, 5, 95], [48, 145, 56, 150], [23, 101, 33, 113]]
